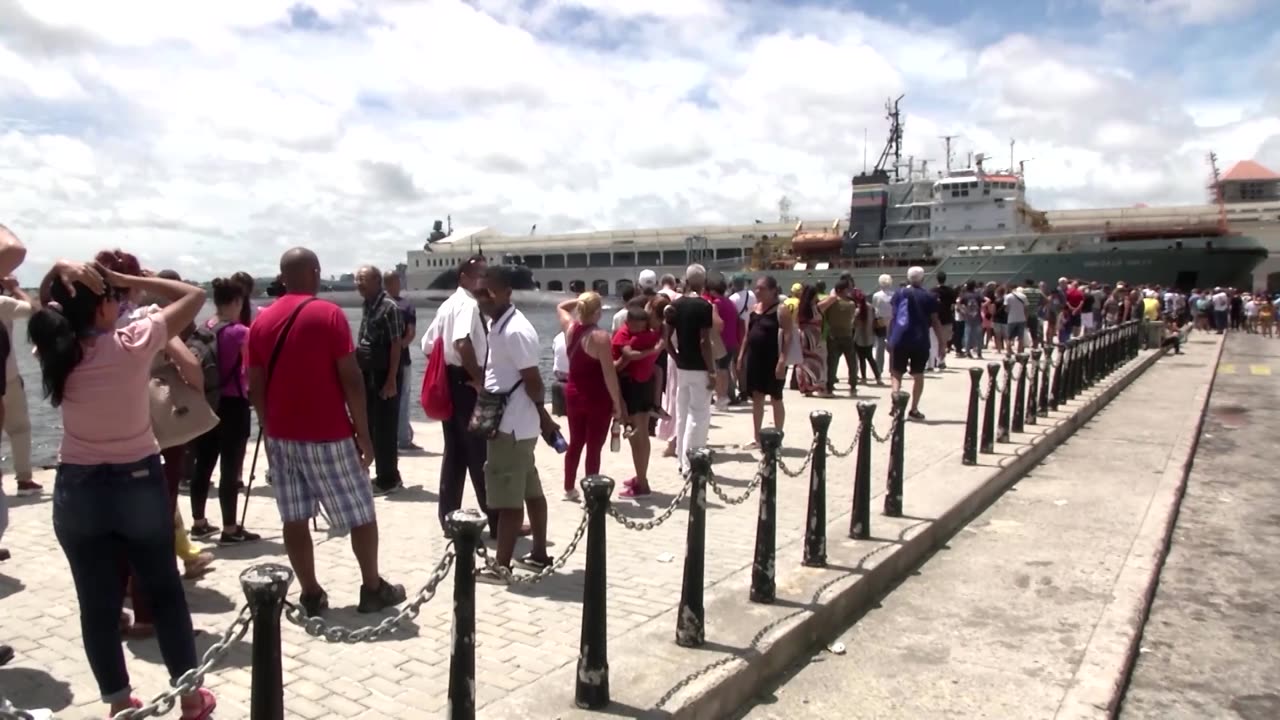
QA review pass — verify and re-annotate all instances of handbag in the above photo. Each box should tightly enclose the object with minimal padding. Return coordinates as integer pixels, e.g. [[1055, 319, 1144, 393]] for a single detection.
[[149, 354, 219, 450], [467, 309, 523, 438], [420, 335, 452, 421]]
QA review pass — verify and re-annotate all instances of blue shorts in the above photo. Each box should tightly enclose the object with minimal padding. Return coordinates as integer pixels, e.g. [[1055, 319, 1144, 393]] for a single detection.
[[266, 438, 375, 532]]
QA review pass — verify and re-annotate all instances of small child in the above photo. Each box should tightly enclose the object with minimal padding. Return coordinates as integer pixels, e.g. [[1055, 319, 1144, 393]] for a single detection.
[[613, 305, 665, 497], [1259, 298, 1274, 338]]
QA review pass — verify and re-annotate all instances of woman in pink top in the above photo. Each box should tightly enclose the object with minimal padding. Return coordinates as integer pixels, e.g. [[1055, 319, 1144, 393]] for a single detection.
[[28, 261, 217, 719], [188, 278, 260, 544], [556, 292, 625, 501], [706, 275, 739, 411]]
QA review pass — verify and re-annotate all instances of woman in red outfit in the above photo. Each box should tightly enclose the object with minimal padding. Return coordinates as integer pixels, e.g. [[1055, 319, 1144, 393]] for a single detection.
[[556, 293, 625, 501]]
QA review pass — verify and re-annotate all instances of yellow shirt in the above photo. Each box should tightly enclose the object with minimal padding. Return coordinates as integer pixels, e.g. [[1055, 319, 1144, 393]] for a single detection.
[[1142, 297, 1160, 321]]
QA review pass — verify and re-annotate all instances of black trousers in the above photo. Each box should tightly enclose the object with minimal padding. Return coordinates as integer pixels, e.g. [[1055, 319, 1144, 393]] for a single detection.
[[192, 395, 251, 527], [364, 368, 401, 488], [439, 366, 496, 531]]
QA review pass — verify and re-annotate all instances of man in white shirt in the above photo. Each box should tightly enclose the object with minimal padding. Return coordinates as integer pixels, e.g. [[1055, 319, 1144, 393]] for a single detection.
[[0, 277, 35, 496], [550, 331, 568, 416], [871, 274, 894, 371], [1210, 287, 1229, 334], [727, 275, 755, 403], [1004, 284, 1028, 354], [475, 265, 553, 576], [658, 274, 680, 300], [610, 285, 636, 332], [420, 256, 497, 536]]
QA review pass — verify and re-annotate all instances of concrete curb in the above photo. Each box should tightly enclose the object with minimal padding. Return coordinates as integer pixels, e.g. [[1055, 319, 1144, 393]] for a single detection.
[[1053, 334, 1227, 720], [669, 345, 1172, 720]]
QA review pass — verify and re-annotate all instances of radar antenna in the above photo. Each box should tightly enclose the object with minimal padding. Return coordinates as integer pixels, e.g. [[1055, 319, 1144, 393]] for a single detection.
[[939, 134, 958, 176]]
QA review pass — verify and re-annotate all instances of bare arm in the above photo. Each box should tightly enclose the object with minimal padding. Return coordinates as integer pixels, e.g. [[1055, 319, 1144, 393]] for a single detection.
[[108, 272, 205, 341], [248, 367, 267, 428], [0, 231, 26, 279], [337, 353, 372, 447], [455, 337, 483, 385], [817, 294, 840, 311], [166, 337, 204, 389], [519, 366, 545, 407], [555, 299, 577, 335]]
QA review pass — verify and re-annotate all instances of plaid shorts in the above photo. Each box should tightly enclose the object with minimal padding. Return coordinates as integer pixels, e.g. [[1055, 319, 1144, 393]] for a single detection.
[[265, 438, 375, 532]]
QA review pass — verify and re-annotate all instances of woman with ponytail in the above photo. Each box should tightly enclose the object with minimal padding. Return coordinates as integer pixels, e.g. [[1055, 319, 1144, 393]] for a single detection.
[[29, 260, 217, 718]]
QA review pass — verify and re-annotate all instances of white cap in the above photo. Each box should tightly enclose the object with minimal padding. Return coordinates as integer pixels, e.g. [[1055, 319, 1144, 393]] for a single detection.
[[638, 269, 658, 289]]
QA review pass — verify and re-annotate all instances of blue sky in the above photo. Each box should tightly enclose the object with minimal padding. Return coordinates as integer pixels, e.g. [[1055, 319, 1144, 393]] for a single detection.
[[0, 0, 1277, 282]]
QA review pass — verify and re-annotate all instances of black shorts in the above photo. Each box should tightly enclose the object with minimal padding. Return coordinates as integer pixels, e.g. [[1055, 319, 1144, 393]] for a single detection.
[[716, 351, 734, 370], [745, 356, 784, 399], [620, 377, 654, 415], [890, 346, 929, 376]]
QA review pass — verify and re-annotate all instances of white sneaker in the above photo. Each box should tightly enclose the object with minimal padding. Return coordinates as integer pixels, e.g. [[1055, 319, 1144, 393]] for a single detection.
[[564, 489, 581, 502]]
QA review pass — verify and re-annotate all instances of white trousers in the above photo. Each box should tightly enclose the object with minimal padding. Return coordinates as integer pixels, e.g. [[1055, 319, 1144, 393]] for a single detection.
[[674, 369, 711, 472]]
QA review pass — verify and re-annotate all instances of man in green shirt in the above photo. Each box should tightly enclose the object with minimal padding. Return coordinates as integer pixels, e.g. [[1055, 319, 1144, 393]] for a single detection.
[[818, 279, 857, 396], [1022, 278, 1043, 348]]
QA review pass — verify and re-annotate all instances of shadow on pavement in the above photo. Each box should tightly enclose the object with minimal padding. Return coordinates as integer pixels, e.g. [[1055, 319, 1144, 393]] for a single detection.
[[0, 668, 73, 712]]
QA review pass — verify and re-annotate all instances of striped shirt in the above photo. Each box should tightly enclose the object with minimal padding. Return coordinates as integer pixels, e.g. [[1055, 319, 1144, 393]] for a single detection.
[[1022, 286, 1042, 317]]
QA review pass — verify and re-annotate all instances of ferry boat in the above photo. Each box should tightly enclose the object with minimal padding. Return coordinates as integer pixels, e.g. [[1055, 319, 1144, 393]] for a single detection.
[[405, 99, 1277, 296]]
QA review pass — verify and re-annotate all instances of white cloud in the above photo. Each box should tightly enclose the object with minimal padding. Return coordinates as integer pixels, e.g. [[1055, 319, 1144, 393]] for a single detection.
[[0, 0, 1276, 283], [1097, 0, 1262, 26]]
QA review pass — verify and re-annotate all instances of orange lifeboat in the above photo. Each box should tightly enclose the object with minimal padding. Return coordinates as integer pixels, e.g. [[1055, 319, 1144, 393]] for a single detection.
[[790, 219, 844, 256]]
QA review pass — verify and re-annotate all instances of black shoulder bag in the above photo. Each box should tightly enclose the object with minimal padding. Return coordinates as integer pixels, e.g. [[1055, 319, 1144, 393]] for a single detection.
[[468, 309, 524, 438]]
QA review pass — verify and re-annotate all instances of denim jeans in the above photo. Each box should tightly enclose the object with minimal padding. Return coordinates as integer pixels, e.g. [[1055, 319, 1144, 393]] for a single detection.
[[397, 364, 414, 447], [53, 456, 197, 703], [964, 319, 983, 352]]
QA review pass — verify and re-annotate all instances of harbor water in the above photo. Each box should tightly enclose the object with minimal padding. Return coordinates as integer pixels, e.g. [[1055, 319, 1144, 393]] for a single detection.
[[4, 295, 568, 471]]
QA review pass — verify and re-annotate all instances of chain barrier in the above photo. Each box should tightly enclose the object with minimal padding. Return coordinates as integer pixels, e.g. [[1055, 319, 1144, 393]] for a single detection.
[[706, 456, 769, 505], [777, 439, 816, 478], [476, 509, 589, 585], [826, 421, 862, 458], [111, 605, 253, 720], [869, 422, 891, 444], [607, 475, 693, 531], [283, 547, 456, 643]]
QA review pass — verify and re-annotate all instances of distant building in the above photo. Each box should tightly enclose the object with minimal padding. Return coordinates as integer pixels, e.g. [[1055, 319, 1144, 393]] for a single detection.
[[1218, 160, 1280, 203]]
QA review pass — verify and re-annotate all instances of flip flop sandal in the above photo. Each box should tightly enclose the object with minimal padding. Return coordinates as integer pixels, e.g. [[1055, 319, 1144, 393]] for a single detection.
[[180, 688, 217, 720]]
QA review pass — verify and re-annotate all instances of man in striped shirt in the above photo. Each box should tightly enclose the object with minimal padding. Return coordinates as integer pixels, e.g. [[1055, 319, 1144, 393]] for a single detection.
[[1022, 278, 1043, 348]]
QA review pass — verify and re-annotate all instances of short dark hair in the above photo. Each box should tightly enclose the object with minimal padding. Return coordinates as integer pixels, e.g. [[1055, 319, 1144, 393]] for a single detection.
[[758, 275, 779, 291], [936, 271, 947, 284], [212, 277, 246, 307], [459, 255, 487, 278], [1025, 278, 1035, 286], [621, 285, 636, 302], [484, 264, 518, 291], [835, 278, 851, 293], [627, 305, 649, 324]]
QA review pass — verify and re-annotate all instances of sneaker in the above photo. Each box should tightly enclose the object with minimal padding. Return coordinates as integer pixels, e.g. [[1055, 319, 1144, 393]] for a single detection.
[[398, 442, 423, 451], [564, 489, 581, 502], [219, 527, 261, 544], [516, 552, 553, 571], [299, 590, 328, 617], [189, 523, 218, 540], [16, 480, 41, 497], [0, 548, 9, 562], [475, 568, 507, 585], [0, 644, 13, 666], [908, 410, 926, 421], [357, 578, 407, 614], [372, 480, 402, 497]]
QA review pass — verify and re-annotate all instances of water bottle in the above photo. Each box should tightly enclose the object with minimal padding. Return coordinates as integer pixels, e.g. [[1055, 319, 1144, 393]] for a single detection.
[[543, 428, 568, 454], [610, 420, 622, 453]]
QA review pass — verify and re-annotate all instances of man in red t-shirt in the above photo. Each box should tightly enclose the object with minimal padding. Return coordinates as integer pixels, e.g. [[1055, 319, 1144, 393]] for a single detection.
[[1065, 280, 1085, 338], [611, 304, 664, 497], [247, 247, 404, 618]]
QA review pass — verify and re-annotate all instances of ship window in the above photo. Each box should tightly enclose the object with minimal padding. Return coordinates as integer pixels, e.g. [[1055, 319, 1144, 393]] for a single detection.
[[523, 255, 544, 269], [638, 251, 661, 266], [998, 223, 1006, 229], [716, 248, 743, 259], [613, 251, 635, 265], [663, 250, 687, 266], [566, 253, 588, 268], [951, 190, 959, 197], [964, 224, 972, 230], [961, 190, 969, 197], [544, 254, 565, 269], [588, 252, 611, 267], [983, 189, 990, 196]]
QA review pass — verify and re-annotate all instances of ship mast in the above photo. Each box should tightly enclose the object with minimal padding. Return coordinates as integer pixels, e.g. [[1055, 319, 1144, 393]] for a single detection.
[[939, 134, 957, 176], [1208, 151, 1227, 234]]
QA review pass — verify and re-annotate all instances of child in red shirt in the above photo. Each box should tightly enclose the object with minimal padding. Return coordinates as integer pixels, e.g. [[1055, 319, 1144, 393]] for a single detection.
[[612, 305, 664, 497]]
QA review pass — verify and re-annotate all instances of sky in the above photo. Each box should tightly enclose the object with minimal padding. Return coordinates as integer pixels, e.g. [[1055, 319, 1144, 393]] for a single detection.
[[1, 0, 1278, 283]]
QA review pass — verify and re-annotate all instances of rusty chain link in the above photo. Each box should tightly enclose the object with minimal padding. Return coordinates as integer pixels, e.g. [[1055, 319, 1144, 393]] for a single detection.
[[475, 508, 589, 585], [607, 475, 692, 531], [109, 605, 253, 719], [283, 547, 455, 643]]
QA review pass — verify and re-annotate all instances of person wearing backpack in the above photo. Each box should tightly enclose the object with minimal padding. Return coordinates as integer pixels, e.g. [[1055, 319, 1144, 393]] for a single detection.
[[188, 278, 260, 544], [959, 280, 983, 359], [887, 267, 944, 421]]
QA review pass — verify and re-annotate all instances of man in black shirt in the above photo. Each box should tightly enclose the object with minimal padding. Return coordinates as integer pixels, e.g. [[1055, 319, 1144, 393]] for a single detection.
[[356, 266, 405, 494], [664, 264, 719, 473], [0, 326, 11, 668], [383, 271, 419, 451], [933, 271, 957, 369]]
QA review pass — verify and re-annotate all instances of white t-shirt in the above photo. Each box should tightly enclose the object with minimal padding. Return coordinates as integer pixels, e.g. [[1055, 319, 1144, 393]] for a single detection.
[[610, 307, 628, 333], [871, 289, 893, 323], [728, 289, 757, 321], [1245, 300, 1258, 317], [0, 295, 33, 380], [552, 332, 569, 378], [422, 287, 486, 367], [1211, 292, 1229, 311], [484, 306, 541, 441], [1004, 289, 1027, 324]]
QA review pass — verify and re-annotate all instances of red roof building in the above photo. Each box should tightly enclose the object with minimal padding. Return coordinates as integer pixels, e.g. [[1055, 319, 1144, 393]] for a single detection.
[[1218, 160, 1279, 203]]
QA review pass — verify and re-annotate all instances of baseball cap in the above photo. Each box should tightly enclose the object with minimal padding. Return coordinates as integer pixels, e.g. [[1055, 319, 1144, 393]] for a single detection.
[[790, 282, 803, 295], [638, 269, 658, 289]]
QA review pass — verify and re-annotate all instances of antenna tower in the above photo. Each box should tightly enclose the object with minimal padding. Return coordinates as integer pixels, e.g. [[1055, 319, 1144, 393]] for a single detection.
[[1208, 152, 1227, 233], [778, 195, 793, 223], [939, 134, 957, 175]]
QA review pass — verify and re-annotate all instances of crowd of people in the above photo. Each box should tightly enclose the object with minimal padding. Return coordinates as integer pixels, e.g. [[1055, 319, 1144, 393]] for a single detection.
[[0, 224, 1259, 715]]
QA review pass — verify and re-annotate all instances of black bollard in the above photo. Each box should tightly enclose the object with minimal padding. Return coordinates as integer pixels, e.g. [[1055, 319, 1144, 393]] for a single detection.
[[850, 402, 876, 539], [1038, 346, 1052, 417], [676, 449, 712, 647], [751, 429, 783, 603], [1012, 353, 1028, 434], [981, 362, 999, 453], [884, 391, 909, 517], [1070, 338, 1083, 400], [575, 475, 615, 709], [997, 355, 1014, 443], [804, 412, 832, 567], [1026, 349, 1041, 426], [241, 564, 293, 720], [962, 367, 983, 465], [445, 510, 486, 720]]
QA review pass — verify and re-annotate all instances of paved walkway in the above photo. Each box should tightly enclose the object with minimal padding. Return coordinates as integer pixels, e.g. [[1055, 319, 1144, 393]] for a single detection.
[[735, 334, 1217, 719], [1119, 335, 1280, 719], [0, 347, 1099, 718]]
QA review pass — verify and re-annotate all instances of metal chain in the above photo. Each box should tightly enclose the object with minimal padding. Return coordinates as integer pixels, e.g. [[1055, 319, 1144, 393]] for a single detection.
[[826, 421, 862, 458], [476, 508, 589, 585], [607, 476, 692, 531], [110, 605, 253, 719], [706, 456, 768, 505], [283, 548, 456, 643], [777, 440, 816, 478], [869, 421, 891, 443]]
